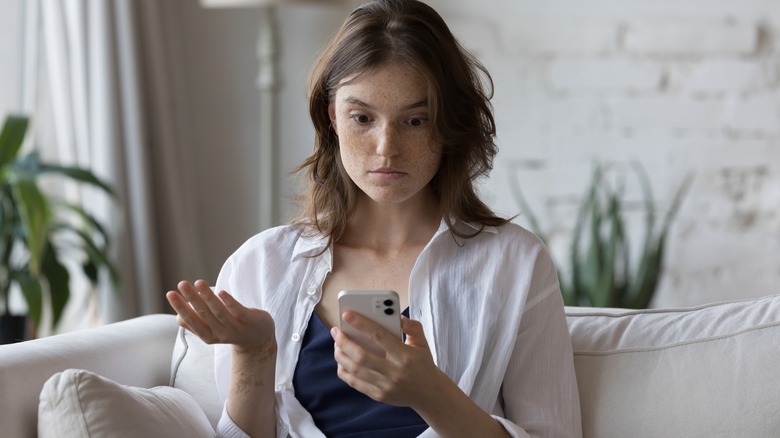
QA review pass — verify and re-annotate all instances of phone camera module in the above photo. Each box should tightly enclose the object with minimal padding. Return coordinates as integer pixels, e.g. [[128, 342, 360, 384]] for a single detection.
[[383, 299, 394, 306], [384, 308, 395, 315]]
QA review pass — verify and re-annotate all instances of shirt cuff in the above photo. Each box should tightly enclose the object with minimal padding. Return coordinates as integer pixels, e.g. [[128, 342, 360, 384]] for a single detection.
[[492, 415, 532, 438], [216, 404, 290, 438]]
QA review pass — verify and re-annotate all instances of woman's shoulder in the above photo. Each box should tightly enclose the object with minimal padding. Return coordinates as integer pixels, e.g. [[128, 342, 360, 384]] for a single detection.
[[227, 223, 325, 261], [494, 221, 540, 240], [463, 221, 546, 250]]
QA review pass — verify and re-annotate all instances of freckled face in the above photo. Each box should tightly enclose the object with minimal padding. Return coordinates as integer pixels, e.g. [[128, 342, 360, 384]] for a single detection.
[[329, 62, 441, 207]]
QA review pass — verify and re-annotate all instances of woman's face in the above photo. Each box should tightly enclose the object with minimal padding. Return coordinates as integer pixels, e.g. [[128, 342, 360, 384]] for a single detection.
[[329, 61, 441, 208]]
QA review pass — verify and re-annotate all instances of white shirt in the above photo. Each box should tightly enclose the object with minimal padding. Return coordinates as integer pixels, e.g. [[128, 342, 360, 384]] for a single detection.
[[214, 220, 582, 438]]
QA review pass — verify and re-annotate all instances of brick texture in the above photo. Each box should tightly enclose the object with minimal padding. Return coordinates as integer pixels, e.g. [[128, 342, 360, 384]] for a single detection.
[[442, 5, 780, 307]]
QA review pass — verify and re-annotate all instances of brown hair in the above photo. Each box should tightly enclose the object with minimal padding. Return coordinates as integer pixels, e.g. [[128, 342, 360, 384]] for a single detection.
[[294, 0, 509, 243]]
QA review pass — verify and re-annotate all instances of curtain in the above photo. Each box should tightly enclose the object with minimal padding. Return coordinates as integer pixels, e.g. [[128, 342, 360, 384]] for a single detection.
[[34, 0, 205, 333]]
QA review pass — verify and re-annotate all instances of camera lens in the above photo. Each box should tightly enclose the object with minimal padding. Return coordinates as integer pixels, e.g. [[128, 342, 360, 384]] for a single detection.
[[384, 308, 395, 315], [383, 299, 394, 306]]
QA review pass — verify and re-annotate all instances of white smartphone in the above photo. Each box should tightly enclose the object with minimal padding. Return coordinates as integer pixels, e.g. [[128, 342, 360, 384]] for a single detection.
[[337, 290, 402, 356]]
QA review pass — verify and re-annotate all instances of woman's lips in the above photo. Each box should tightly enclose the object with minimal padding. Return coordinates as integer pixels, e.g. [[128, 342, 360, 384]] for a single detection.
[[369, 168, 406, 179]]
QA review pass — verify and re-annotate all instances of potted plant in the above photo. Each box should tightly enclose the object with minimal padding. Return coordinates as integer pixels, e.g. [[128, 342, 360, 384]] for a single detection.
[[0, 115, 119, 343], [512, 163, 691, 308]]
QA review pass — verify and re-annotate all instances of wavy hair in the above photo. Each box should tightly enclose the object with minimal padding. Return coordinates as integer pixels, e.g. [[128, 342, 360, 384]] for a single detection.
[[294, 0, 509, 243]]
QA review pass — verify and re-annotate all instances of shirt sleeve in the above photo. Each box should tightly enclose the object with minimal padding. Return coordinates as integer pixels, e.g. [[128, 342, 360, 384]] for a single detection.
[[216, 403, 291, 438], [499, 248, 583, 438], [212, 249, 291, 438]]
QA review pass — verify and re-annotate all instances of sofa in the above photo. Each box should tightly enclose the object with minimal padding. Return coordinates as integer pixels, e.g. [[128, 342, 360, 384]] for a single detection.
[[1, 293, 779, 437]]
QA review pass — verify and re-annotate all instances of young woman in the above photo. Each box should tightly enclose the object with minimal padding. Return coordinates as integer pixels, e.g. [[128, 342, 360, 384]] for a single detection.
[[166, 1, 582, 437]]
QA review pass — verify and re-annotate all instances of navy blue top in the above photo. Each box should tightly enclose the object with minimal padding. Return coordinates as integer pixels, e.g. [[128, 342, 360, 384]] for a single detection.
[[292, 309, 428, 437]]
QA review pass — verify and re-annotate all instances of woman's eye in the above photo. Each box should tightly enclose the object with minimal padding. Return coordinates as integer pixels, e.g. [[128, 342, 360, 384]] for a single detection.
[[351, 114, 370, 124], [408, 117, 426, 127]]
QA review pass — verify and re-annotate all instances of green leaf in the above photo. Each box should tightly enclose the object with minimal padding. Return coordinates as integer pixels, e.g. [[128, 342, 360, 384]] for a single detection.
[[10, 179, 51, 275], [508, 169, 547, 244], [72, 228, 120, 287], [83, 259, 99, 284], [603, 191, 627, 307], [0, 116, 29, 169], [510, 160, 690, 309], [59, 202, 111, 248], [39, 164, 116, 197], [41, 242, 70, 329], [13, 269, 43, 328]]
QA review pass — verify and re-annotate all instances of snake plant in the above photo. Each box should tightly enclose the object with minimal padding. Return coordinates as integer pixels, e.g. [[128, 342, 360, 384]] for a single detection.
[[512, 163, 691, 308], [0, 115, 119, 331]]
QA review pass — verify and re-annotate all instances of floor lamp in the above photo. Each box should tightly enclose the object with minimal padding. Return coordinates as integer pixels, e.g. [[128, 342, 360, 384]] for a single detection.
[[200, 0, 342, 230]]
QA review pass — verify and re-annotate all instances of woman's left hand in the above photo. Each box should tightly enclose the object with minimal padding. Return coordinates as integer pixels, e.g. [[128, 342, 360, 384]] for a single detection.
[[330, 311, 445, 409]]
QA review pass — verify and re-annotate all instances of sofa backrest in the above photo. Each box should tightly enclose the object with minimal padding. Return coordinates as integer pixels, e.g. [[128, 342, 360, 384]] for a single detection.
[[566, 293, 780, 437], [0, 314, 178, 438], [170, 327, 223, 429], [172, 294, 780, 437]]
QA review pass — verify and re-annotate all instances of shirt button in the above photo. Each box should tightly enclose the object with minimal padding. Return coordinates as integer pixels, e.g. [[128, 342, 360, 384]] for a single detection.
[[306, 287, 316, 296], [291, 333, 301, 342], [276, 384, 286, 391]]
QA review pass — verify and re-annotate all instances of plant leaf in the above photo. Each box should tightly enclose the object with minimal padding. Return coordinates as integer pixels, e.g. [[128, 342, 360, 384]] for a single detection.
[[72, 228, 120, 287], [508, 169, 546, 244], [58, 202, 112, 248], [13, 269, 43, 328], [41, 242, 70, 329], [0, 116, 28, 169], [39, 164, 116, 197], [10, 178, 51, 275]]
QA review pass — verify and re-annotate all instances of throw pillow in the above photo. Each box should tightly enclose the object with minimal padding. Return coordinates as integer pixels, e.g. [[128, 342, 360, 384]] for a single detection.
[[38, 368, 214, 438]]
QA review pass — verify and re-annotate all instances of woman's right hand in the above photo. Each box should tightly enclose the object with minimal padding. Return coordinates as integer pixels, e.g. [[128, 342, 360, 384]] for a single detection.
[[166, 279, 276, 353]]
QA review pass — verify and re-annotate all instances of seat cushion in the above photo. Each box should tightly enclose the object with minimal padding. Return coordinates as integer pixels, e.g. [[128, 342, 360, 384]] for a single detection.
[[566, 294, 780, 437]]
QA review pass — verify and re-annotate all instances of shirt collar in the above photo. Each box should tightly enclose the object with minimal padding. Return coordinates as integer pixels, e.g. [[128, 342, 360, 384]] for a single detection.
[[291, 229, 329, 262], [291, 218, 498, 262]]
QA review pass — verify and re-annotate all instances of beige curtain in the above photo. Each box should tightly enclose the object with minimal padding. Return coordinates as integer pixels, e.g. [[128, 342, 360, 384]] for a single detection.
[[34, 0, 205, 332]]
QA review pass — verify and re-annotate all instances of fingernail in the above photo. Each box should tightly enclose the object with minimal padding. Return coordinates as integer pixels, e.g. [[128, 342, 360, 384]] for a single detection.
[[330, 327, 338, 338]]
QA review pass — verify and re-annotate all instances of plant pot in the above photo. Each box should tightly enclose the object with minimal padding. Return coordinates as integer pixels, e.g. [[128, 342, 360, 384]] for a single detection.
[[0, 314, 27, 344]]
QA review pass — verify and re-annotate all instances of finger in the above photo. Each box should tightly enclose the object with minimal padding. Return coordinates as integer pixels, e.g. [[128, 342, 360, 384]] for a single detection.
[[178, 280, 215, 321], [217, 289, 249, 321], [167, 291, 195, 330], [401, 317, 428, 348], [167, 289, 214, 338], [166, 290, 197, 319], [334, 361, 386, 402], [341, 311, 405, 354], [331, 326, 375, 366], [332, 334, 387, 391], [192, 280, 231, 327]]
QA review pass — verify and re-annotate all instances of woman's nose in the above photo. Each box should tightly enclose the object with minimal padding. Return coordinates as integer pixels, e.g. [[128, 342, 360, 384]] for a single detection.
[[375, 123, 400, 157]]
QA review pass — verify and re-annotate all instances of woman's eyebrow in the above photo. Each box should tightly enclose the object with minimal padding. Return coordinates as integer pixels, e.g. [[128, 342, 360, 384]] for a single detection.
[[342, 96, 428, 111]]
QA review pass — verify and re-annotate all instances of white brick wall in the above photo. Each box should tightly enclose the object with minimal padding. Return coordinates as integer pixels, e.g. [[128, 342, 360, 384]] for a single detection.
[[440, 1, 780, 307], [623, 20, 759, 56]]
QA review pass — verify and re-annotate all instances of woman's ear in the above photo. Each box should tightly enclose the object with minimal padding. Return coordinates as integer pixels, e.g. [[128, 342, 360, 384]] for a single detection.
[[328, 104, 337, 134]]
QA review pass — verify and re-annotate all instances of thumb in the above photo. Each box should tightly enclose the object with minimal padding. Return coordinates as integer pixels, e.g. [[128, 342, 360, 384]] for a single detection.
[[402, 317, 428, 348]]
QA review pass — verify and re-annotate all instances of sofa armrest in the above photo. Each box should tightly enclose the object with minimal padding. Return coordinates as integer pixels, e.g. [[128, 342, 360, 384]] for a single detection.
[[0, 313, 179, 438]]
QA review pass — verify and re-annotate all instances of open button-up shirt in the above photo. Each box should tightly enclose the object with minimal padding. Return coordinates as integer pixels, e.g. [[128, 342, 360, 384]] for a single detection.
[[214, 220, 582, 438]]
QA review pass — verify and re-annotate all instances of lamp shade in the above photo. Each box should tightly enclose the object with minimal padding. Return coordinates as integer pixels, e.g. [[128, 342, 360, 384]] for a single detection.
[[201, 0, 341, 7]]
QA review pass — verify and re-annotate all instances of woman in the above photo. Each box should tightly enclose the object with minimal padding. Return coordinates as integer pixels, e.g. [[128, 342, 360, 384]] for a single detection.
[[166, 1, 582, 437]]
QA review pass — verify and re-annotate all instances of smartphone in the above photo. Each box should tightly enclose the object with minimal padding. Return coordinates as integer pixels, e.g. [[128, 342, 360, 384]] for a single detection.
[[337, 290, 402, 356]]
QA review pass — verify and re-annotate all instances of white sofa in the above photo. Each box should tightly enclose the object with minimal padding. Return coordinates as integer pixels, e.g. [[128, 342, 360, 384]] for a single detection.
[[2, 293, 780, 437]]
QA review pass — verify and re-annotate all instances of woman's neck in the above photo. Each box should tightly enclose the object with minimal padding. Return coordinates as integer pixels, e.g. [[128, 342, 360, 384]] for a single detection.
[[341, 192, 441, 251]]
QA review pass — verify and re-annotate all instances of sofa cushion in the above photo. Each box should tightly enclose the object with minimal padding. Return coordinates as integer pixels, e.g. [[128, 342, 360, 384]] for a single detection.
[[38, 368, 214, 438], [566, 293, 780, 438], [170, 327, 222, 427]]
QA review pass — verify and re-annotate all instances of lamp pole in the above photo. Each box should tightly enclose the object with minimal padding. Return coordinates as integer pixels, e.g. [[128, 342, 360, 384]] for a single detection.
[[256, 6, 279, 229], [200, 0, 343, 230]]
